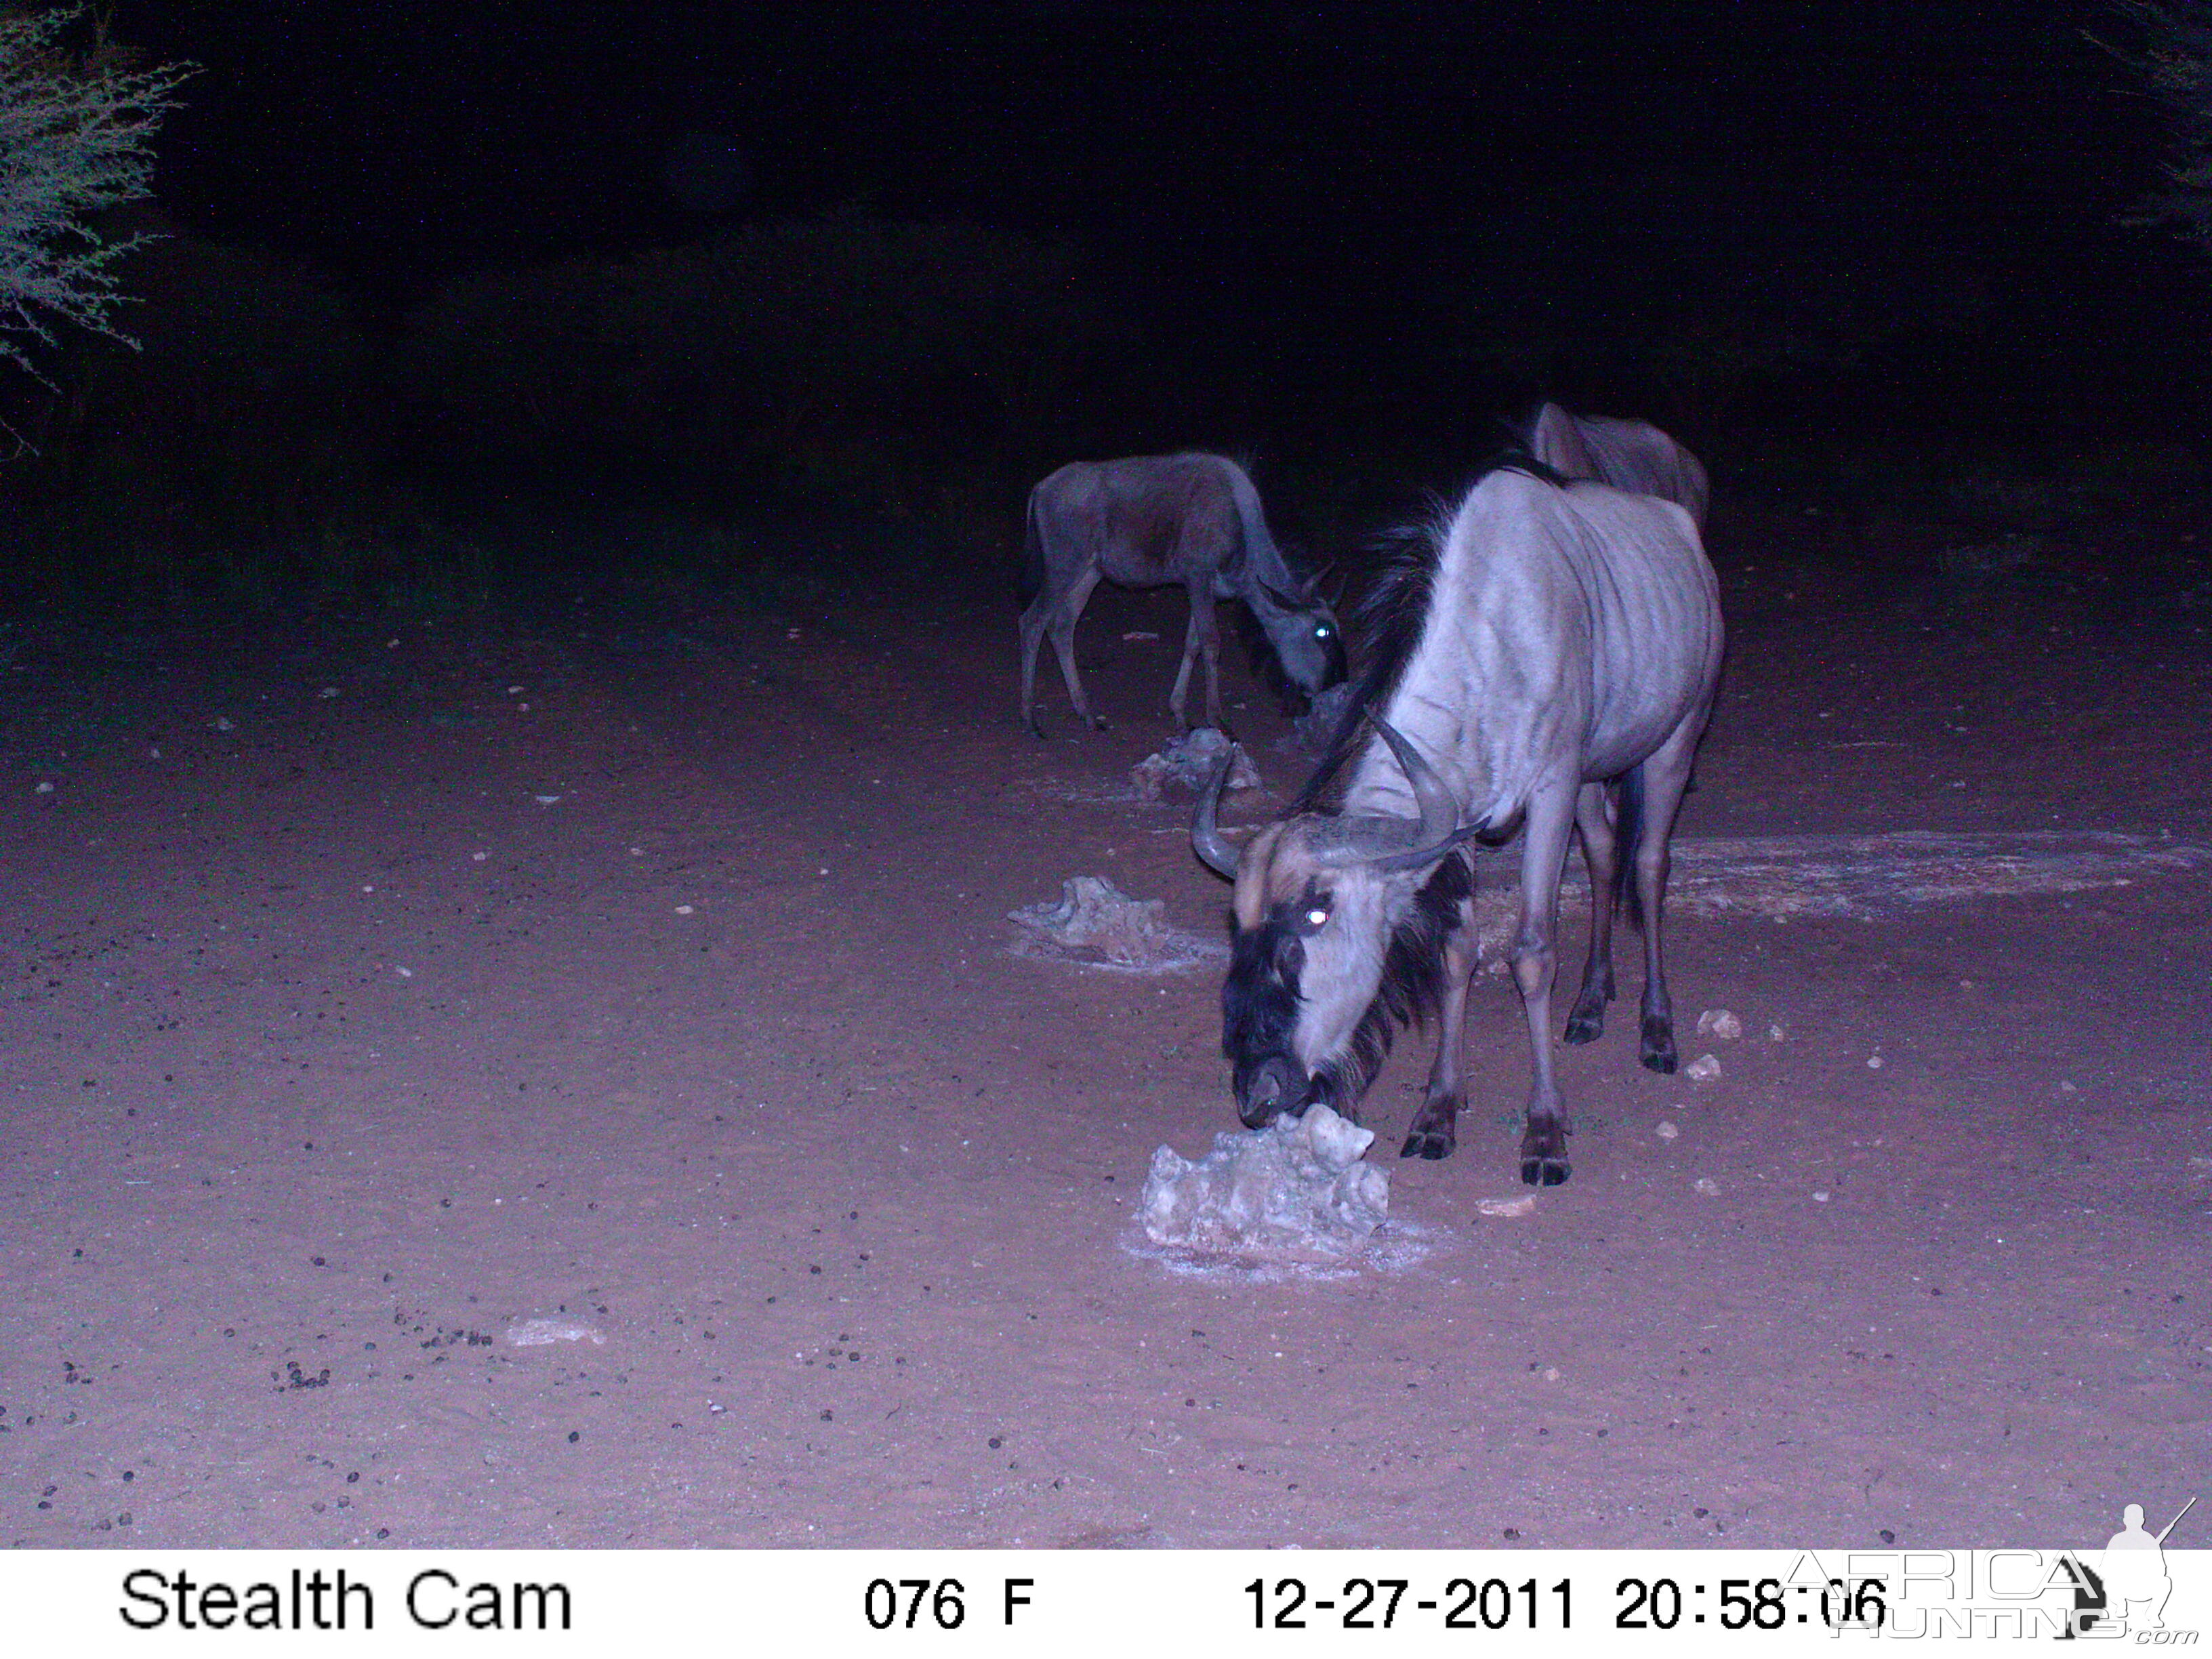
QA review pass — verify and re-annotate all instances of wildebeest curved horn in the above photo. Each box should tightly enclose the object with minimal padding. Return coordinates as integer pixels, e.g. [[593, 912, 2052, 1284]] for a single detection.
[[1365, 714, 1470, 872], [1256, 579, 1309, 612], [1191, 748, 1242, 880]]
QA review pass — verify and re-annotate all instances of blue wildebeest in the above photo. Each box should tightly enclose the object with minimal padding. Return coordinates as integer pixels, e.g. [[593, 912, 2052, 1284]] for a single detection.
[[1521, 401, 1710, 530], [1191, 454, 1723, 1186], [1018, 453, 1347, 735]]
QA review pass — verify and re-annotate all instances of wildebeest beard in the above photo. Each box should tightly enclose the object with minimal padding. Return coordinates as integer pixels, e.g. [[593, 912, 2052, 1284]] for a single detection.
[[1221, 851, 1475, 1128]]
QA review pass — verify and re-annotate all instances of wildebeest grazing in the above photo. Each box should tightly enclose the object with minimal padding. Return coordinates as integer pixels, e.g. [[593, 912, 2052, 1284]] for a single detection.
[[1191, 455, 1724, 1187], [1018, 453, 1347, 735], [1521, 401, 1710, 530]]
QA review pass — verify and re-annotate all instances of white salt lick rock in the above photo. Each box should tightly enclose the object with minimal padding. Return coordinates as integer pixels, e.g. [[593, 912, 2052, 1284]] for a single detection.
[[1141, 1103, 1389, 1263]]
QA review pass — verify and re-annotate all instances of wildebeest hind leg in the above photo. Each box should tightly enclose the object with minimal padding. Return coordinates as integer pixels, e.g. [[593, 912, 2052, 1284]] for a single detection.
[[1017, 600, 1052, 735], [1402, 887, 1478, 1161], [1563, 781, 1618, 1044], [1630, 718, 1706, 1073], [1513, 789, 1577, 1185], [1046, 566, 1107, 731]]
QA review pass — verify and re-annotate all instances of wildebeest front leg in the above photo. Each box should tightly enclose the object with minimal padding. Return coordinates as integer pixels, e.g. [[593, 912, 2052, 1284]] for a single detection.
[[1401, 883, 1478, 1161], [1168, 586, 1226, 733], [1563, 781, 1618, 1045], [1630, 717, 1706, 1073], [1513, 788, 1578, 1185]]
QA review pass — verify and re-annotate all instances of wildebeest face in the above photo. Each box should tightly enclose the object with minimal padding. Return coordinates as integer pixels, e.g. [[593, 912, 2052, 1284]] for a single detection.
[[1253, 585, 1349, 701], [1221, 827, 1402, 1126], [1195, 714, 1471, 1129]]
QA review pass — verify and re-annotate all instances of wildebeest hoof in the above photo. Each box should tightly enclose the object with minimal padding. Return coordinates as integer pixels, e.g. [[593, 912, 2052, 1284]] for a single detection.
[[1400, 1128, 1455, 1161], [1519, 1120, 1570, 1187], [1641, 1018, 1679, 1073], [1520, 1152, 1571, 1186], [1561, 1004, 1605, 1045]]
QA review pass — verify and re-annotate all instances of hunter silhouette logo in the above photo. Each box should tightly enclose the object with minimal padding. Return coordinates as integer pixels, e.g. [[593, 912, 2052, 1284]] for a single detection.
[[2065, 1496, 2196, 1639], [2102, 1498, 2194, 1634]]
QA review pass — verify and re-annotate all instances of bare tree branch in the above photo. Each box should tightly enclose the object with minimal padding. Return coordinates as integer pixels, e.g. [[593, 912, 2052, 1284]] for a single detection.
[[0, 4, 193, 381], [2101, 1, 2212, 253]]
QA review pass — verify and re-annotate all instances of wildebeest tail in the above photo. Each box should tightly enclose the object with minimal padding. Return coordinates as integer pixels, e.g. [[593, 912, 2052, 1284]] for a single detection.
[[1017, 488, 1045, 605], [1614, 766, 1647, 934]]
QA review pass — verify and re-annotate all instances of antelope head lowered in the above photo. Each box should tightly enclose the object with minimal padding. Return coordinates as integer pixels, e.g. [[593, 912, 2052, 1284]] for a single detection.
[[1192, 716, 1476, 1130]]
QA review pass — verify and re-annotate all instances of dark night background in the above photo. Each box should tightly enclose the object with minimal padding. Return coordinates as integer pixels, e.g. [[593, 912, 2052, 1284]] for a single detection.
[[4, 0, 2205, 594]]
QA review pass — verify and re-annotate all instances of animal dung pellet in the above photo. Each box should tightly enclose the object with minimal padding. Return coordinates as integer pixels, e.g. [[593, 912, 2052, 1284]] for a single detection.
[[1475, 1195, 1537, 1218], [1684, 1054, 1722, 1082], [1141, 1103, 1389, 1263], [1693, 1177, 1721, 1196], [1130, 727, 1260, 801], [1696, 1008, 1742, 1039], [1655, 1121, 1680, 1140]]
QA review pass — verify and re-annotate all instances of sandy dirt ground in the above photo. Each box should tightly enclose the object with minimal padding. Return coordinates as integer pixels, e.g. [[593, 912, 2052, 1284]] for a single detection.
[[2, 500, 2207, 1551]]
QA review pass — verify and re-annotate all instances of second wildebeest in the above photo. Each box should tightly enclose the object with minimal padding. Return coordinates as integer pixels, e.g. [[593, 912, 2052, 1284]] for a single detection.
[[1521, 401, 1710, 530], [1192, 455, 1724, 1187], [1018, 453, 1347, 735]]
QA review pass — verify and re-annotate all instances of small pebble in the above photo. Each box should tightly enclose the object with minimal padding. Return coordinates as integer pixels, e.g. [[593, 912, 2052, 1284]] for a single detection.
[[319, 686, 339, 699], [1684, 1054, 1721, 1082], [1694, 1177, 1721, 1196], [675, 905, 695, 916], [1768, 1023, 1786, 1041], [34, 781, 53, 794], [1541, 1366, 1560, 1382], [1656, 1121, 1679, 1141], [1476, 1195, 1536, 1218], [1696, 1010, 1742, 1040], [1867, 1054, 1884, 1070], [1813, 1191, 1830, 1202]]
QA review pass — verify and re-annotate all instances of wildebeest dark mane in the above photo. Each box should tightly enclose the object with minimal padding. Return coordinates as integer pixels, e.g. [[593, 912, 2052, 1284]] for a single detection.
[[1310, 849, 1475, 1115], [1292, 450, 1570, 814]]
